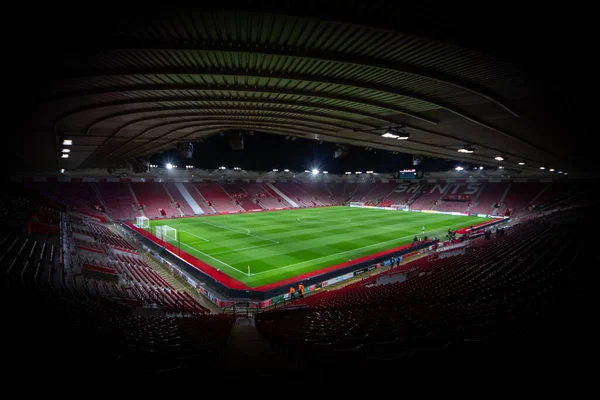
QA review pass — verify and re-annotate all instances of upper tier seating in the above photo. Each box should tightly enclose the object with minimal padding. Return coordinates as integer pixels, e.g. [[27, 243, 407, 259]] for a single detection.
[[131, 183, 173, 218], [304, 183, 335, 205], [25, 181, 581, 222], [275, 182, 316, 207], [241, 183, 285, 209], [197, 183, 240, 213], [503, 183, 547, 217], [434, 200, 468, 213], [221, 184, 264, 211], [182, 183, 215, 214], [362, 183, 397, 205], [409, 183, 440, 210], [28, 182, 104, 218], [164, 183, 193, 215], [468, 183, 508, 215], [329, 183, 356, 204], [349, 183, 377, 203], [95, 183, 139, 220]]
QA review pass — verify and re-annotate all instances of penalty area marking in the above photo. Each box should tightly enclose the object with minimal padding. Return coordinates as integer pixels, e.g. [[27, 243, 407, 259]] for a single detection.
[[210, 242, 280, 256], [175, 242, 239, 273], [178, 229, 210, 242], [197, 220, 279, 244]]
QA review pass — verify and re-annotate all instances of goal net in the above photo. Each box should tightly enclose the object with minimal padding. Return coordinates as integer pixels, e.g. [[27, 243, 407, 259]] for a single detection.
[[135, 216, 150, 229], [392, 204, 410, 211], [154, 225, 177, 246]]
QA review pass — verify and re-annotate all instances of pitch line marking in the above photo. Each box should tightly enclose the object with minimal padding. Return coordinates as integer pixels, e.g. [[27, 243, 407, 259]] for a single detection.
[[178, 229, 210, 242], [176, 242, 239, 273], [251, 218, 485, 276], [249, 232, 419, 276], [196, 219, 279, 244], [210, 242, 280, 256], [296, 217, 352, 223]]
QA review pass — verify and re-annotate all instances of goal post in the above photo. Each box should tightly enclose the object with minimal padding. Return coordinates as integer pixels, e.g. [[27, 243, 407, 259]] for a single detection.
[[135, 216, 150, 229], [154, 225, 178, 246]]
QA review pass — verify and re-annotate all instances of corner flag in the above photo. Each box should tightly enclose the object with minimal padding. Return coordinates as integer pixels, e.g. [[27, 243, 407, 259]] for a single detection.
[[248, 265, 250, 276]]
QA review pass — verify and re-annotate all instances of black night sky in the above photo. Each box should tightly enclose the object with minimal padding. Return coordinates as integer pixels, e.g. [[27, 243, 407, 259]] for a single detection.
[[148, 132, 467, 174]]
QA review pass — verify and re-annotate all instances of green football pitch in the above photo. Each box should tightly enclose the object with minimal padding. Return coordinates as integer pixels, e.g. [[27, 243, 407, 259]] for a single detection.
[[149, 206, 492, 287]]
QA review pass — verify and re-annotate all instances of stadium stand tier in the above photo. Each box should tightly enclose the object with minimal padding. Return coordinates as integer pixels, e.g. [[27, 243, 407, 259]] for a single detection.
[[197, 183, 242, 213], [5, 178, 594, 381], [2, 184, 232, 378], [22, 180, 590, 222], [256, 206, 592, 377]]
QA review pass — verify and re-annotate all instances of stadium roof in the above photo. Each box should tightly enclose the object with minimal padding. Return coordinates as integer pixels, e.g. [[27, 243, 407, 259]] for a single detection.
[[7, 2, 592, 176]]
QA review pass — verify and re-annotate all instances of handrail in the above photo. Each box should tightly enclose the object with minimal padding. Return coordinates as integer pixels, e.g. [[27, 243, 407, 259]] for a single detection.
[[222, 301, 262, 317]]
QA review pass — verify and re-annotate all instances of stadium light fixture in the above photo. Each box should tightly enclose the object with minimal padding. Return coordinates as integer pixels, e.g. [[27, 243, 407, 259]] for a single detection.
[[166, 163, 173, 169], [383, 126, 409, 140], [345, 172, 351, 175], [62, 139, 72, 146], [304, 170, 310, 173], [284, 169, 289, 172], [494, 156, 504, 161], [219, 166, 226, 170], [498, 166, 504, 169], [518, 161, 526, 165], [61, 153, 69, 158], [312, 169, 319, 175], [455, 166, 464, 171], [273, 169, 279, 172], [549, 168, 555, 172], [479, 166, 484, 170], [61, 148, 70, 153], [323, 171, 328, 174], [60, 169, 65, 173], [457, 145, 474, 153], [355, 171, 362, 174], [366, 171, 374, 174], [564, 172, 568, 175], [539, 166, 545, 170]]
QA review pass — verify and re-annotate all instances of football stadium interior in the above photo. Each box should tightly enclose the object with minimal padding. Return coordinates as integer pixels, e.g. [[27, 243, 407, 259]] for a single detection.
[[3, 2, 596, 383]]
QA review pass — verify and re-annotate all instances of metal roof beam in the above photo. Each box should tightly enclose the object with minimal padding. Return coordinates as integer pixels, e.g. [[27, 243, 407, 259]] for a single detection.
[[84, 106, 377, 135], [41, 84, 438, 125], [53, 96, 399, 132], [55, 67, 489, 126], [80, 40, 519, 117]]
